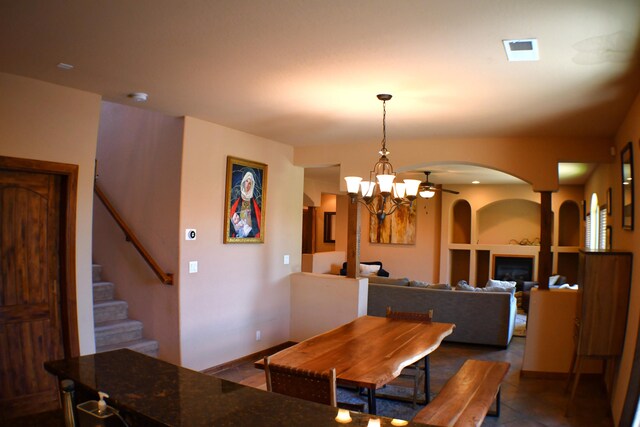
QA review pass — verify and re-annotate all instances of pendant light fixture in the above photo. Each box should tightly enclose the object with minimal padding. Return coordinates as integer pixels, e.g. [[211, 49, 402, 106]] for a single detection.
[[344, 94, 421, 221]]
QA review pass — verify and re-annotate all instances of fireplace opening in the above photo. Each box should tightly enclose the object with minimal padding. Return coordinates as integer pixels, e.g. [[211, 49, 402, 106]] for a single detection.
[[493, 255, 534, 281]]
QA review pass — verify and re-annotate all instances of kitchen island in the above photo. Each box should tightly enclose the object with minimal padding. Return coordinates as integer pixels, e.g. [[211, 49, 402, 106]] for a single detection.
[[45, 348, 425, 426]]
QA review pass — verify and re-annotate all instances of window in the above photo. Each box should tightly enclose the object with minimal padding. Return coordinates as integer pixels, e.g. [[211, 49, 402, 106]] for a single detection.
[[600, 207, 608, 250], [585, 213, 591, 249], [585, 193, 608, 250]]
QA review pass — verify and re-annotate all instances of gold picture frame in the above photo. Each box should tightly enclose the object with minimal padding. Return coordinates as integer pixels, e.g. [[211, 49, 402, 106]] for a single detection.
[[223, 156, 268, 243]]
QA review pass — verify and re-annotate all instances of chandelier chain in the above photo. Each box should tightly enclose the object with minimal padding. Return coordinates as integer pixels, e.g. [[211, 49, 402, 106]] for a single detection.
[[381, 99, 387, 154]]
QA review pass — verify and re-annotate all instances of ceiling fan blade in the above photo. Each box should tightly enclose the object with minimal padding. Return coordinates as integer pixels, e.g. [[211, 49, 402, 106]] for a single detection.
[[418, 171, 461, 195], [441, 188, 460, 194]]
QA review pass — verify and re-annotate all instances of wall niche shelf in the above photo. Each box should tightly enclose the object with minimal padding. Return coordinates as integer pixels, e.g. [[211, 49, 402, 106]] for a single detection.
[[445, 195, 582, 286]]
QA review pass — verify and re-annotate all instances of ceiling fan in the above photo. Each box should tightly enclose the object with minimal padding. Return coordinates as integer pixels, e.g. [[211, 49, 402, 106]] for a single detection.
[[418, 171, 460, 198]]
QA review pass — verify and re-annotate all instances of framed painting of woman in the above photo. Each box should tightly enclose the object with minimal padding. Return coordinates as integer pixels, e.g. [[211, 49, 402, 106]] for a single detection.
[[223, 156, 268, 243]]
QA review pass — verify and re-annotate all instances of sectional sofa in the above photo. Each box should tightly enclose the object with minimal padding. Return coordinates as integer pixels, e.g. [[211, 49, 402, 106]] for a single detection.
[[366, 277, 517, 347]]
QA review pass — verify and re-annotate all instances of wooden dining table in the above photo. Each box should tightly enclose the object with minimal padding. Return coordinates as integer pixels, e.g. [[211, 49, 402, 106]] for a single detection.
[[256, 315, 455, 414]]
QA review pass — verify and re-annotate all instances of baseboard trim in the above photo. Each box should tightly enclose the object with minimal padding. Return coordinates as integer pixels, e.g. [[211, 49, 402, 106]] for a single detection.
[[520, 370, 569, 379], [201, 341, 296, 375], [520, 370, 601, 379]]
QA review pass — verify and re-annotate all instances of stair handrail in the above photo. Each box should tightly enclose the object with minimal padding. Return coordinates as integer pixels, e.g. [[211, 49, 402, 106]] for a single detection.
[[94, 183, 173, 285]]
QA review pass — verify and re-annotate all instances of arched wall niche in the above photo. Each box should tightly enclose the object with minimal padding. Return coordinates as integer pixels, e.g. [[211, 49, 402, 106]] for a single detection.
[[451, 199, 471, 244], [477, 199, 541, 245]]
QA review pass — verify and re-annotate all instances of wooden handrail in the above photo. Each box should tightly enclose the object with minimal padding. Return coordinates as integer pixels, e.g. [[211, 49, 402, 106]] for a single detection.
[[94, 183, 173, 285]]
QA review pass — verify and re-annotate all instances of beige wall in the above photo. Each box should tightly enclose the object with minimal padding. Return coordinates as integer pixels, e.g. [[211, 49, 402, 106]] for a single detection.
[[93, 102, 183, 363], [290, 273, 368, 342], [358, 193, 442, 282], [179, 117, 303, 370], [0, 73, 101, 355], [608, 91, 640, 424], [295, 137, 613, 192]]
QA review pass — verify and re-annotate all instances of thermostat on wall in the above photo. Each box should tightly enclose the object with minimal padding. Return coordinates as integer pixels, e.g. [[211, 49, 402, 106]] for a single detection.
[[185, 229, 197, 240]]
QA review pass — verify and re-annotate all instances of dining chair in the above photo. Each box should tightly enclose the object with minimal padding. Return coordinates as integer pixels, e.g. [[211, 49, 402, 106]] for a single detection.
[[264, 356, 366, 412], [385, 306, 433, 406], [264, 355, 338, 406]]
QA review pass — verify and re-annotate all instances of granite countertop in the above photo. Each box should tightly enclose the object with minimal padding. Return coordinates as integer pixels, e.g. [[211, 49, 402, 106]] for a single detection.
[[45, 349, 427, 426]]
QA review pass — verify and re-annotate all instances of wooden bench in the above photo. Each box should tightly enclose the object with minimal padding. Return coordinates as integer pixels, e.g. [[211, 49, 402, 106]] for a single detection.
[[413, 359, 510, 427]]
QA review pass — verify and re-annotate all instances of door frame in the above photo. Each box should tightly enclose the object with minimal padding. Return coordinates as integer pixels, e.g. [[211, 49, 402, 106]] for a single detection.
[[0, 155, 80, 357]]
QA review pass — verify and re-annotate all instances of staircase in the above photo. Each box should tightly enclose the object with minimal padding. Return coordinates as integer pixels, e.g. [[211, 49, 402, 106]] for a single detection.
[[93, 264, 159, 357]]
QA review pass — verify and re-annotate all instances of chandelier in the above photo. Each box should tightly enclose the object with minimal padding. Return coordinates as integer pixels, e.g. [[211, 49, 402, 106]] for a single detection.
[[344, 94, 421, 221]]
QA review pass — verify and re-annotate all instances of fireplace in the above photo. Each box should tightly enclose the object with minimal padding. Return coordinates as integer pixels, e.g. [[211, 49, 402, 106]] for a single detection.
[[493, 255, 534, 281]]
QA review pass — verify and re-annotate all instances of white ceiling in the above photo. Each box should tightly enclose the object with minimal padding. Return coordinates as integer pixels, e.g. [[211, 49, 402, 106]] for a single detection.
[[1, 1, 638, 182]]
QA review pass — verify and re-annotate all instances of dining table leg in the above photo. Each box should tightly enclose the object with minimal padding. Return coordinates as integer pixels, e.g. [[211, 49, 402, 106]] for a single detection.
[[424, 355, 431, 404], [367, 387, 377, 414]]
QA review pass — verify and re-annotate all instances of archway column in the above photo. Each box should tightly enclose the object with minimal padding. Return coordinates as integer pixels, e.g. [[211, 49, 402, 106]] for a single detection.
[[538, 191, 552, 290]]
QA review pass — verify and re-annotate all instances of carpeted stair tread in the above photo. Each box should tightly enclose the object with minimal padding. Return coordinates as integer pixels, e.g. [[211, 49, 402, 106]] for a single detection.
[[94, 319, 144, 347], [92, 264, 103, 282], [94, 300, 128, 323], [96, 338, 159, 357], [92, 263, 158, 358], [92, 281, 115, 302]]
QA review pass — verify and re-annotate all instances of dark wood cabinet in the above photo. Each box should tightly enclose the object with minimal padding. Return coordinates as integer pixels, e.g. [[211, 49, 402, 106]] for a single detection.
[[576, 250, 632, 357], [567, 250, 632, 414]]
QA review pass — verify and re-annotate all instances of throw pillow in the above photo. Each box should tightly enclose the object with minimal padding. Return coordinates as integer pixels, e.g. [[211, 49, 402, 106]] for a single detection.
[[409, 280, 430, 288], [360, 263, 381, 276], [548, 275, 560, 286], [486, 279, 517, 290], [455, 282, 476, 292]]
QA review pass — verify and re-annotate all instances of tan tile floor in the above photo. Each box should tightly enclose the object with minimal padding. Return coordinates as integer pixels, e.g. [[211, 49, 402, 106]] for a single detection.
[[215, 337, 614, 426]]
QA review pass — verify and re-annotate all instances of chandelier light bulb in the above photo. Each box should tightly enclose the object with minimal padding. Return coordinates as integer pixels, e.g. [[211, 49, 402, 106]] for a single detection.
[[404, 179, 421, 198], [344, 176, 362, 194]]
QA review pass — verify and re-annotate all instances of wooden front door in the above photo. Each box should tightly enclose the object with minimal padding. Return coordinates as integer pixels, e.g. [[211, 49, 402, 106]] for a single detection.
[[0, 169, 65, 419]]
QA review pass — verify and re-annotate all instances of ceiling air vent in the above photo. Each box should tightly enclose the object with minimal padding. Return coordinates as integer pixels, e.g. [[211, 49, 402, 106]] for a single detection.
[[503, 38, 539, 62]]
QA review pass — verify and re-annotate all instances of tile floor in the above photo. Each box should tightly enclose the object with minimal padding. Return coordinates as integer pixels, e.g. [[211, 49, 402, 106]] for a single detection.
[[214, 337, 615, 426]]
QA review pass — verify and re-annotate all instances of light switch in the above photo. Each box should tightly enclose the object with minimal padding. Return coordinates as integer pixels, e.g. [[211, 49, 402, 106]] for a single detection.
[[189, 261, 198, 273], [284, 255, 290, 265], [185, 229, 197, 240]]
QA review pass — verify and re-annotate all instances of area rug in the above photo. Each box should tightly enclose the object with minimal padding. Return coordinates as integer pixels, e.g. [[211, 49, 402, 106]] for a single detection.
[[336, 381, 427, 421], [514, 311, 527, 337]]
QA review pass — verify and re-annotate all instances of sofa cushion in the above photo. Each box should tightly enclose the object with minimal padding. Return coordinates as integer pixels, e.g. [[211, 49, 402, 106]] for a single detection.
[[430, 283, 452, 290], [369, 276, 409, 286]]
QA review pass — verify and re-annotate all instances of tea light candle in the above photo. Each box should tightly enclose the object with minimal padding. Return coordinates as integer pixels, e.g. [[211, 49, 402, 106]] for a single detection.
[[367, 418, 381, 427], [335, 408, 352, 424]]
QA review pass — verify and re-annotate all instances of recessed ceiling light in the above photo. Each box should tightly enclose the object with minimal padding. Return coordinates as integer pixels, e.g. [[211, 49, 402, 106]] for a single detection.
[[57, 63, 74, 70], [128, 92, 149, 102], [503, 39, 539, 62], [472, 180, 480, 184]]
